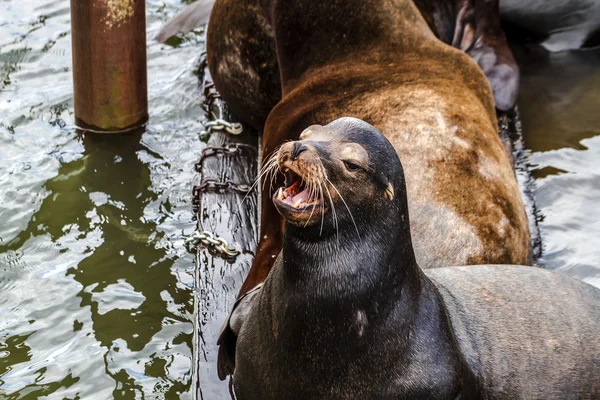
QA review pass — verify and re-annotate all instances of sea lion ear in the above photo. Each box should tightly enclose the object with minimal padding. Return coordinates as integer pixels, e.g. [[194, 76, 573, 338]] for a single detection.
[[384, 183, 395, 201]]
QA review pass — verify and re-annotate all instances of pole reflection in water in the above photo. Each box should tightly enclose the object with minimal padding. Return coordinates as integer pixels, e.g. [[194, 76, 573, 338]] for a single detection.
[[0, 130, 195, 398]]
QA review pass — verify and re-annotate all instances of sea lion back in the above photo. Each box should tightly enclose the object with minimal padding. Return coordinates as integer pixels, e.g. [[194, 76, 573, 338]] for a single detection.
[[427, 266, 600, 399]]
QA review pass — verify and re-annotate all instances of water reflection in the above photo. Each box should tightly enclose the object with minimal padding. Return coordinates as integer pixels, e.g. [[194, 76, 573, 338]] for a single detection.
[[0, 131, 195, 398], [512, 43, 600, 288], [73, 133, 193, 397], [1, 0, 207, 397], [513, 46, 600, 152]]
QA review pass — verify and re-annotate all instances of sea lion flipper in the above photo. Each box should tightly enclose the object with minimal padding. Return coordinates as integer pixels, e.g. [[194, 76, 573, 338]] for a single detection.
[[452, 0, 520, 111], [451, 3, 475, 51], [155, 0, 215, 43], [469, 47, 519, 111], [217, 326, 237, 380], [217, 283, 265, 379]]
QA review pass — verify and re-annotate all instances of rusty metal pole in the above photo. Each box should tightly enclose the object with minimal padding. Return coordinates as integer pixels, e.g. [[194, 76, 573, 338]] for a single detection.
[[70, 0, 148, 133]]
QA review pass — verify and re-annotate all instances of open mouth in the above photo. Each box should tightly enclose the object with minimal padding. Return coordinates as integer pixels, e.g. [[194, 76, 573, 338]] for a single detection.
[[274, 168, 323, 210]]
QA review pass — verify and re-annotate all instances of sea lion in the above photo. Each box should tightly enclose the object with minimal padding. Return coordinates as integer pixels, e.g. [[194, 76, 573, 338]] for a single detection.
[[211, 0, 532, 378], [500, 0, 600, 52], [210, 0, 530, 311], [233, 118, 600, 400], [157, 0, 519, 113]]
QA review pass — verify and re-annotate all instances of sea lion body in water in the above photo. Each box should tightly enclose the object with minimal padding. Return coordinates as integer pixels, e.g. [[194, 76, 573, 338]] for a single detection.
[[233, 118, 600, 400], [500, 0, 600, 52], [207, 0, 531, 297]]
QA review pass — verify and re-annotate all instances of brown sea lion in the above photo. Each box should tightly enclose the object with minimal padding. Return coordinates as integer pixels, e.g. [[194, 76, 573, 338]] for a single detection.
[[233, 118, 600, 399], [210, 0, 532, 380], [157, 0, 519, 115]]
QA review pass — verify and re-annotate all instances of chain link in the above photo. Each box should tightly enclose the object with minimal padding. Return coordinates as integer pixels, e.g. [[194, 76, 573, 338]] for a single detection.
[[185, 56, 256, 262], [194, 144, 254, 172], [184, 230, 240, 261], [191, 178, 252, 214], [200, 118, 243, 139], [202, 81, 221, 106]]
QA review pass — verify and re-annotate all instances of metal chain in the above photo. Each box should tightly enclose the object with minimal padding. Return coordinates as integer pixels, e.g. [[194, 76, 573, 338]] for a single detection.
[[200, 118, 243, 139], [194, 178, 251, 194], [191, 179, 252, 214], [196, 57, 242, 140], [184, 230, 239, 261], [185, 60, 256, 261], [202, 81, 221, 106], [194, 144, 254, 173]]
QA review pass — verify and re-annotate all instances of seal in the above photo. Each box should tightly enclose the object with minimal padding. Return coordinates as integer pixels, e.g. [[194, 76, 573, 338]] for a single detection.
[[211, 0, 532, 378], [500, 0, 600, 52], [233, 118, 600, 400]]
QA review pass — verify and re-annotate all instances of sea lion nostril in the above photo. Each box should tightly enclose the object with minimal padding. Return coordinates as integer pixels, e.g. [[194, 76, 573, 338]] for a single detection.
[[291, 142, 308, 161]]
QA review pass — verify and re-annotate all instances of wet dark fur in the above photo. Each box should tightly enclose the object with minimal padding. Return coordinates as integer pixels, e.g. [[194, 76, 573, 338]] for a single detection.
[[234, 118, 600, 399]]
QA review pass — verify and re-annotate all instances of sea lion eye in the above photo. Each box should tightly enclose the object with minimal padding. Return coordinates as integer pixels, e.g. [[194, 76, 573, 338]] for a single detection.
[[343, 160, 362, 172]]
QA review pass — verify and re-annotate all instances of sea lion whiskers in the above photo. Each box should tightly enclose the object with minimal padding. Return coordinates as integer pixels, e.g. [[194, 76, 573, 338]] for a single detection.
[[305, 161, 327, 232], [243, 156, 276, 205], [244, 148, 280, 204], [264, 151, 281, 192], [306, 157, 328, 235], [310, 160, 327, 204], [242, 146, 281, 203], [314, 157, 331, 237], [311, 170, 323, 211], [309, 166, 321, 202], [303, 169, 319, 228], [326, 176, 361, 239], [319, 181, 326, 235], [323, 185, 338, 241], [321, 174, 339, 242]]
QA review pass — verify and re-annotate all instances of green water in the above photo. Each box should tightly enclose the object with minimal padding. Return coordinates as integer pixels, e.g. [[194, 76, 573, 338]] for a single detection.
[[0, 0, 209, 397], [1, 1, 599, 399]]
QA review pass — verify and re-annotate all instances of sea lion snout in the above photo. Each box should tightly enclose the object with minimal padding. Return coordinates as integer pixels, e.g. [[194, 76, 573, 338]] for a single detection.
[[277, 140, 320, 169], [272, 140, 328, 226], [291, 142, 309, 161]]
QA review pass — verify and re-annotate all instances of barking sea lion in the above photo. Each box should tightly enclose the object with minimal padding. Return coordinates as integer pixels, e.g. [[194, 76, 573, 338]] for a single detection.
[[233, 118, 600, 399], [207, 0, 532, 379]]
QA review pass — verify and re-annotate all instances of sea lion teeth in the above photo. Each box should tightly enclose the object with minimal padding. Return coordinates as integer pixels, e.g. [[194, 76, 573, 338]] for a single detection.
[[278, 187, 285, 200], [293, 199, 303, 208]]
